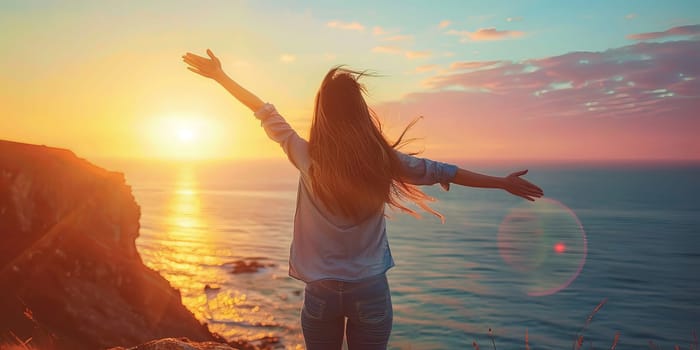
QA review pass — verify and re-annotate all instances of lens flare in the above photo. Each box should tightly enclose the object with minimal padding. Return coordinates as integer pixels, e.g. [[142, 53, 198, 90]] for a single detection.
[[498, 197, 587, 296], [554, 242, 566, 254]]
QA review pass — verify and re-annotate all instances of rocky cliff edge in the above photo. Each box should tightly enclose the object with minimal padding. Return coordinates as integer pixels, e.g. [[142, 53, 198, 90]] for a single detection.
[[0, 140, 275, 350]]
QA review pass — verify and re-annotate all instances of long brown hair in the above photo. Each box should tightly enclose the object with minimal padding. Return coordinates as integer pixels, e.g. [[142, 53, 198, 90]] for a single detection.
[[308, 66, 444, 222]]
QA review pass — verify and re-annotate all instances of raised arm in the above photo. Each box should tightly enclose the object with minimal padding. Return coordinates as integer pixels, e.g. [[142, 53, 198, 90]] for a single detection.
[[452, 168, 544, 201], [182, 49, 264, 112], [184, 49, 308, 169]]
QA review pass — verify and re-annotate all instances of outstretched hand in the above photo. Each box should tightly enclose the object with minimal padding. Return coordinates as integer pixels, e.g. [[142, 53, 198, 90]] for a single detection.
[[182, 49, 225, 80], [503, 170, 544, 201]]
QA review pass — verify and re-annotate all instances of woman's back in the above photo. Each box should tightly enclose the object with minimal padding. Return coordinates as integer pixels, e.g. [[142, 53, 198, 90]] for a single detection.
[[184, 50, 543, 350], [254, 102, 458, 283]]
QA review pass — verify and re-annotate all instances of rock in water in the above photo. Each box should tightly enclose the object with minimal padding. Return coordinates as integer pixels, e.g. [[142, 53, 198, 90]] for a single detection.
[[0, 140, 236, 349], [228, 259, 277, 274]]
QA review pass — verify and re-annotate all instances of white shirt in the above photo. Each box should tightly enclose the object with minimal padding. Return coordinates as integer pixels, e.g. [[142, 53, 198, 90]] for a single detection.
[[254, 103, 457, 282]]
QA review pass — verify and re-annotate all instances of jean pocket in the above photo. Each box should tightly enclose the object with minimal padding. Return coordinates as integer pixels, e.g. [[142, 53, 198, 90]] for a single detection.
[[302, 289, 326, 320], [356, 292, 390, 324]]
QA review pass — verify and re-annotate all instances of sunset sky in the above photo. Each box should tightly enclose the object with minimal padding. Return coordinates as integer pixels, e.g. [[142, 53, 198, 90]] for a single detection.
[[1, 1, 699, 161]]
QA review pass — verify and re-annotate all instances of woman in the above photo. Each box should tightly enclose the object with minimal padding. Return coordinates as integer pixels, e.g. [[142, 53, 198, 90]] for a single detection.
[[183, 49, 543, 350]]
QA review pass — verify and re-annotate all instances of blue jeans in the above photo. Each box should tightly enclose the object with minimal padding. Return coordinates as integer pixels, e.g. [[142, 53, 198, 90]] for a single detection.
[[301, 273, 393, 350]]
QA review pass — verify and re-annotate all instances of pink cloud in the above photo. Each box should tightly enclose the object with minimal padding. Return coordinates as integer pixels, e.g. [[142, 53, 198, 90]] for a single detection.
[[383, 34, 413, 42], [372, 46, 402, 55], [447, 28, 525, 42], [449, 60, 501, 71], [374, 38, 700, 160], [327, 20, 365, 31], [439, 20, 451, 29], [472, 28, 524, 40], [627, 24, 700, 40], [405, 50, 432, 59], [373, 26, 387, 36], [416, 64, 440, 73]]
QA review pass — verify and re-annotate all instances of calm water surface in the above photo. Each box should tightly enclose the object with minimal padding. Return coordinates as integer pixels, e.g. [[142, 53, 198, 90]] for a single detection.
[[101, 159, 700, 350]]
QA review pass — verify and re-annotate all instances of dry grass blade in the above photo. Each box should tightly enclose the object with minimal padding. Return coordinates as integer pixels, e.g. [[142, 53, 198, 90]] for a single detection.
[[488, 328, 497, 350], [23, 308, 35, 322], [693, 329, 698, 350], [649, 340, 660, 350], [473, 341, 481, 350], [526, 328, 531, 350], [7, 332, 30, 350], [610, 331, 620, 350], [586, 299, 608, 327], [573, 298, 607, 350]]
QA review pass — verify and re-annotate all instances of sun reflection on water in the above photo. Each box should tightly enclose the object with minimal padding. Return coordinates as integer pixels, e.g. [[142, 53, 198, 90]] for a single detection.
[[168, 168, 204, 237], [143, 166, 304, 348]]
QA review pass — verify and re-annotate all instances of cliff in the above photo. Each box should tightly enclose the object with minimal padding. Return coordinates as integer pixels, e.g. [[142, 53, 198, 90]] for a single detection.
[[0, 140, 253, 349]]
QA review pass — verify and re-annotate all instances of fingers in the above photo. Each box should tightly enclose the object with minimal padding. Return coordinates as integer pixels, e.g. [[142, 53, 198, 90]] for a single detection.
[[187, 66, 210, 78], [183, 52, 208, 61], [507, 182, 544, 201], [512, 169, 528, 177], [511, 189, 535, 201], [183, 54, 210, 67], [521, 182, 544, 197], [517, 188, 543, 200], [183, 57, 214, 75], [505, 169, 543, 201], [182, 56, 197, 67], [183, 59, 204, 72], [183, 53, 214, 68], [522, 182, 544, 197], [524, 189, 544, 199], [521, 195, 535, 201], [514, 176, 544, 196]]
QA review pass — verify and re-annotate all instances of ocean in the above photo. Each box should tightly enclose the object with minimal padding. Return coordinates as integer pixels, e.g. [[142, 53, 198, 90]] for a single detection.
[[99, 158, 700, 350]]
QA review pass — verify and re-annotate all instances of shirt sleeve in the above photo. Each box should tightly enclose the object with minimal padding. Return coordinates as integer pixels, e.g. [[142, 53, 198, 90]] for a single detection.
[[396, 151, 458, 190], [254, 103, 309, 171]]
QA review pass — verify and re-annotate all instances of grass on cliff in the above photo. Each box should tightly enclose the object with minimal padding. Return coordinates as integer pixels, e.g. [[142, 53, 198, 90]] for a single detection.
[[468, 299, 698, 350], [3, 299, 698, 350]]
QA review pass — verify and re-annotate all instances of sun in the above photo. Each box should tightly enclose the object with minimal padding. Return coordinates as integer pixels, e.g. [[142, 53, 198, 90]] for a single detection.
[[143, 113, 224, 160], [141, 111, 258, 160], [176, 128, 196, 142], [171, 118, 199, 143]]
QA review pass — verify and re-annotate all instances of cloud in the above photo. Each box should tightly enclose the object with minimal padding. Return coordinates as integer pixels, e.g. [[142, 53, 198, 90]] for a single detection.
[[374, 37, 700, 160], [383, 34, 413, 42], [447, 27, 525, 42], [372, 46, 402, 55], [627, 24, 700, 40], [279, 54, 296, 63], [449, 60, 500, 71], [373, 26, 387, 36], [439, 20, 451, 29], [327, 20, 365, 31], [506, 17, 523, 22], [372, 46, 431, 60], [416, 64, 441, 73], [405, 50, 432, 59], [625, 13, 637, 20], [471, 28, 525, 40]]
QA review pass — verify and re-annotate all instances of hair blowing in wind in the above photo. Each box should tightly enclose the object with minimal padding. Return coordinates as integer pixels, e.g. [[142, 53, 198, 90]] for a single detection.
[[308, 67, 444, 222]]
